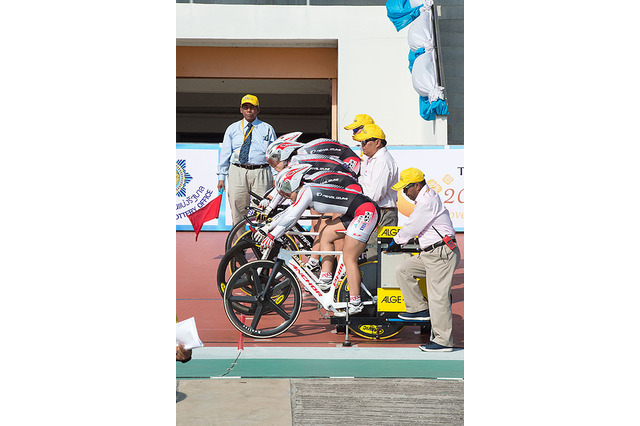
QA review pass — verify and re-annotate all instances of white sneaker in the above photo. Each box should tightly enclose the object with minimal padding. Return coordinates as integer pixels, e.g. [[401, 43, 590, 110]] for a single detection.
[[334, 302, 364, 317]]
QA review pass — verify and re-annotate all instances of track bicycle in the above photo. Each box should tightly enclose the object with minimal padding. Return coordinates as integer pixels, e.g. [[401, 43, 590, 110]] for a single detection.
[[222, 230, 431, 340], [216, 215, 326, 300]]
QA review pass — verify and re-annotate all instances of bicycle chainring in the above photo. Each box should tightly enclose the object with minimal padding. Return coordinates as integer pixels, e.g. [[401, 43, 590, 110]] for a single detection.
[[316, 302, 330, 319]]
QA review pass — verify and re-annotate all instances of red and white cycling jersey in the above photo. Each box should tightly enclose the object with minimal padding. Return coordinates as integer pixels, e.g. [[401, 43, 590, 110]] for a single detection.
[[266, 154, 361, 212], [267, 184, 379, 243], [289, 154, 357, 177], [302, 169, 362, 192], [296, 139, 361, 175]]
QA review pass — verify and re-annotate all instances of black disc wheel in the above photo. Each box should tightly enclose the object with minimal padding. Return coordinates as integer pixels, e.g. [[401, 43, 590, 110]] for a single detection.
[[217, 239, 295, 315], [217, 239, 263, 298], [336, 260, 405, 339], [223, 260, 302, 339]]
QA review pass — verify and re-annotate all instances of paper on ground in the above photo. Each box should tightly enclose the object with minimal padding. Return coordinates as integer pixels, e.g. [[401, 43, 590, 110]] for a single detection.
[[176, 317, 203, 350]]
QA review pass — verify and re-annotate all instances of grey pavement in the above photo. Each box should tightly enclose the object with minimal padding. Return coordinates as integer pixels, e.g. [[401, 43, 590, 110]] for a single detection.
[[177, 347, 464, 424], [176, 377, 464, 425]]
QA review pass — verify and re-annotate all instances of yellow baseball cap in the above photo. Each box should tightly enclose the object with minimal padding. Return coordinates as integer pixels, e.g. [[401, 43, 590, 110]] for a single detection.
[[240, 94, 259, 107], [352, 123, 386, 142], [344, 114, 374, 130], [391, 168, 425, 191]]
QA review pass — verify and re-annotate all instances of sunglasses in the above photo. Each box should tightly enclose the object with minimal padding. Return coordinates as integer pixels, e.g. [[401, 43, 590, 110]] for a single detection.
[[360, 137, 377, 147], [403, 182, 416, 194]]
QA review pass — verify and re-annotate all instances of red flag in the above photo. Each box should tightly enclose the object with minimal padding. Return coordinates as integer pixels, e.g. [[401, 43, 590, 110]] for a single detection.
[[187, 194, 222, 241]]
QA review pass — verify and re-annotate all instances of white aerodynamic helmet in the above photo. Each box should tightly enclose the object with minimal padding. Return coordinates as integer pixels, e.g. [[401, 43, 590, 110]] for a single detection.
[[266, 132, 304, 162], [275, 163, 312, 194], [275, 131, 303, 142]]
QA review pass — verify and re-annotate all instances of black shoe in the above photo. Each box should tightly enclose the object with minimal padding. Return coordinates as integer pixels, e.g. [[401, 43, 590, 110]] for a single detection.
[[419, 342, 453, 352], [398, 309, 430, 321]]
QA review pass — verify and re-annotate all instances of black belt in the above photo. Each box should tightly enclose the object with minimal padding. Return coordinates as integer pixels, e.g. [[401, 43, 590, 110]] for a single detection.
[[233, 163, 270, 170], [422, 238, 456, 252]]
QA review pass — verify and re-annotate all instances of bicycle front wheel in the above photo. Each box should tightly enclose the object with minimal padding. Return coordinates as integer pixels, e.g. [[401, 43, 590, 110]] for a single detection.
[[223, 260, 302, 339], [225, 215, 259, 251]]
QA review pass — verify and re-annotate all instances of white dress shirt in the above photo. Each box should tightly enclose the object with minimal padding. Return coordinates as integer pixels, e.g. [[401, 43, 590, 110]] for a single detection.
[[394, 185, 456, 248], [358, 147, 398, 208]]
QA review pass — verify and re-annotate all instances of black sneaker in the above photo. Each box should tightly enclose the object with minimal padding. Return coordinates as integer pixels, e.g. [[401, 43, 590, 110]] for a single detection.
[[398, 309, 430, 321], [419, 342, 453, 352]]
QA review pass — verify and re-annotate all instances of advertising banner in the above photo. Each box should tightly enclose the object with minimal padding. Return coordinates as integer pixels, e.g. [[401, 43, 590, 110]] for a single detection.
[[389, 146, 464, 231], [176, 144, 463, 232], [176, 144, 228, 231]]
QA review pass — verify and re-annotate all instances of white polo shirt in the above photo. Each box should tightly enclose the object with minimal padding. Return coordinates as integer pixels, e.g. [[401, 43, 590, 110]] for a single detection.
[[358, 146, 398, 209]]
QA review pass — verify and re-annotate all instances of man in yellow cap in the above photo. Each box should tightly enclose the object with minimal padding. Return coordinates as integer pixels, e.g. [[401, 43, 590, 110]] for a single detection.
[[344, 113, 375, 140], [386, 167, 461, 352], [217, 94, 277, 225], [352, 123, 399, 260]]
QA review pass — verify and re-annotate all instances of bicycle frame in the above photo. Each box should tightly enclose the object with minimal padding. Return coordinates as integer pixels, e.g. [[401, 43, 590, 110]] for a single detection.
[[275, 248, 376, 313]]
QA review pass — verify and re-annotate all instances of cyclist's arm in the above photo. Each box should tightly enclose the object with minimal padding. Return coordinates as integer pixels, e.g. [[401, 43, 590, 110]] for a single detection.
[[265, 187, 312, 239], [266, 191, 284, 212]]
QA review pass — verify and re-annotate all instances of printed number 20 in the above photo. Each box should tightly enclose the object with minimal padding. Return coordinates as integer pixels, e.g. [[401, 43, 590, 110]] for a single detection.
[[444, 188, 464, 204]]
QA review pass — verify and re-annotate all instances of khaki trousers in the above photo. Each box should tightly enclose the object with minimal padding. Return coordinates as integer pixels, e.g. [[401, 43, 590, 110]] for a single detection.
[[395, 245, 460, 347], [365, 208, 398, 261], [228, 164, 274, 225]]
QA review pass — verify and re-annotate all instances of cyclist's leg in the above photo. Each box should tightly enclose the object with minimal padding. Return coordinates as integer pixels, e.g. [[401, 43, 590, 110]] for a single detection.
[[331, 213, 345, 253], [318, 217, 346, 277], [343, 203, 380, 299], [342, 235, 367, 298], [309, 207, 323, 262]]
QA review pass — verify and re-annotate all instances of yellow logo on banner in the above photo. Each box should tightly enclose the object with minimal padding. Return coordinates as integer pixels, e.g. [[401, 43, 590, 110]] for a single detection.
[[377, 226, 402, 238]]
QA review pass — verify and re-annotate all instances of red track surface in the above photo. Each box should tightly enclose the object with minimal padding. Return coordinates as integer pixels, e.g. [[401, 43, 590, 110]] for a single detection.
[[177, 231, 464, 349]]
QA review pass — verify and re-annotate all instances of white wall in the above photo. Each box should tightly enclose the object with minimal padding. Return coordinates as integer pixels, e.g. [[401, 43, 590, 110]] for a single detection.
[[176, 4, 447, 146]]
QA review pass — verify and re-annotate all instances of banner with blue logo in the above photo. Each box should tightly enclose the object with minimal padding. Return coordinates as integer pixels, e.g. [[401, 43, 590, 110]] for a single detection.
[[176, 144, 230, 231], [177, 144, 463, 233]]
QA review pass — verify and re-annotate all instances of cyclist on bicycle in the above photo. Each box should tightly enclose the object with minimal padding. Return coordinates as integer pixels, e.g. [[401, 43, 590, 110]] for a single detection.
[[259, 154, 363, 275], [260, 154, 360, 216], [265, 135, 361, 175], [255, 163, 380, 316]]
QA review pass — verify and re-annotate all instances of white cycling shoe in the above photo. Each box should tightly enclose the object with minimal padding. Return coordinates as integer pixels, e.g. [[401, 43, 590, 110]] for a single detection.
[[318, 279, 332, 291], [333, 302, 364, 317]]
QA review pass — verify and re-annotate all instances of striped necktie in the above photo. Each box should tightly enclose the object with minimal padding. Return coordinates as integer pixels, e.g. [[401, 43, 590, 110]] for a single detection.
[[239, 122, 253, 164]]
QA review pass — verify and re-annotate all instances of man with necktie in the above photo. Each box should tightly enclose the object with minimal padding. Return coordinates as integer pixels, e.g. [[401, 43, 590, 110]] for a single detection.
[[218, 94, 277, 225]]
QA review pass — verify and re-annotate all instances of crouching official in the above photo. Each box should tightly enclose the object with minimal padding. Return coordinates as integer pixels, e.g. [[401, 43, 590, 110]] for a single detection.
[[386, 168, 460, 352]]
